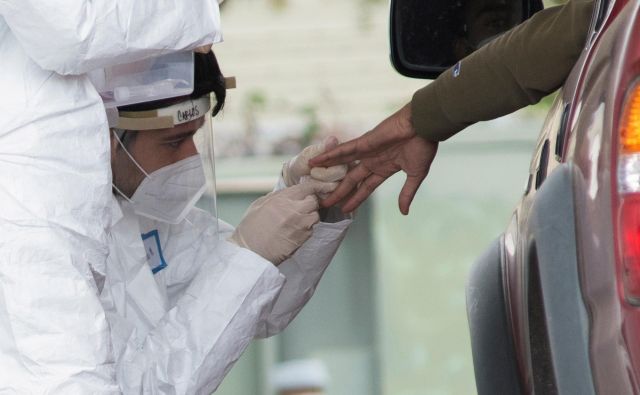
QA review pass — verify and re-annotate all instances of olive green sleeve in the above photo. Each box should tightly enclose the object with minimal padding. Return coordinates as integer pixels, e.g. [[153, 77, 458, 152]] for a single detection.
[[411, 0, 595, 142]]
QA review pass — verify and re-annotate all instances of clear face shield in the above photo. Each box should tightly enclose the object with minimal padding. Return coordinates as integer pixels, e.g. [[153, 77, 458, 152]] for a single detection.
[[111, 95, 218, 237], [89, 51, 196, 110]]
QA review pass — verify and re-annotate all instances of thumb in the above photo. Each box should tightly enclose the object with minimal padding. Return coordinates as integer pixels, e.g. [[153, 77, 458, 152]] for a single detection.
[[291, 179, 338, 199], [305, 136, 339, 161], [296, 139, 332, 170], [322, 136, 339, 152], [310, 164, 348, 182]]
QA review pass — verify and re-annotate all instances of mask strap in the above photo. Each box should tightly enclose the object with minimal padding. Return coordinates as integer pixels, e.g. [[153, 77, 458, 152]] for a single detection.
[[112, 129, 151, 178], [112, 183, 133, 203]]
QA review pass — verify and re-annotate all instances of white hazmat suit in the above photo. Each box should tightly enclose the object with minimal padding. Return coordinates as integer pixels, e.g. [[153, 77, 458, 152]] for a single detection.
[[0, 2, 221, 392], [102, 176, 351, 393]]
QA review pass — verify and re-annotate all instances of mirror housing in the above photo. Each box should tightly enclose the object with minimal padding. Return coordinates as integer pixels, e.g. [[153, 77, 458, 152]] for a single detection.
[[390, 0, 544, 79]]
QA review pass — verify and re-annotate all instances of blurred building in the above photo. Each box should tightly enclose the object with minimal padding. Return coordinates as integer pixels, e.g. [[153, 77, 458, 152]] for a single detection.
[[213, 0, 426, 157]]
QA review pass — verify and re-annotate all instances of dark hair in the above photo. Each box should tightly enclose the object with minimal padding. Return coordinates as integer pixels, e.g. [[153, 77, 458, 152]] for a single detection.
[[118, 50, 227, 116]]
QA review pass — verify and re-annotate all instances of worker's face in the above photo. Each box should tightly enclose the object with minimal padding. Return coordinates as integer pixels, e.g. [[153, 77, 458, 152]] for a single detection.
[[111, 117, 204, 197]]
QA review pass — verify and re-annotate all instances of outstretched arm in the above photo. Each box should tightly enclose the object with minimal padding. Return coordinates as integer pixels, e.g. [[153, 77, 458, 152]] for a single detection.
[[311, 0, 594, 214], [410, 0, 595, 141]]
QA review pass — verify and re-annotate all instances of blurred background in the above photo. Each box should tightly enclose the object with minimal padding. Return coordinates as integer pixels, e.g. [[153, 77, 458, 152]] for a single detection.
[[212, 0, 565, 394]]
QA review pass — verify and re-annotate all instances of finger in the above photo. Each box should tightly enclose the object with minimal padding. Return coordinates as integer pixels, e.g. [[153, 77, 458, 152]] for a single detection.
[[319, 164, 369, 208], [310, 164, 348, 182], [294, 139, 333, 178], [297, 194, 319, 213], [302, 211, 321, 229], [291, 179, 338, 199], [398, 173, 427, 215], [341, 173, 386, 213], [304, 141, 326, 160], [309, 139, 362, 168], [311, 104, 414, 167], [323, 136, 339, 151]]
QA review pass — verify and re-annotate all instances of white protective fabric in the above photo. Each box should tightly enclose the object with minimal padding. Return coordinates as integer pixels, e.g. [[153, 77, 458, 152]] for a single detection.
[[128, 155, 207, 224], [230, 180, 338, 265], [102, 176, 352, 393], [0, 2, 221, 392]]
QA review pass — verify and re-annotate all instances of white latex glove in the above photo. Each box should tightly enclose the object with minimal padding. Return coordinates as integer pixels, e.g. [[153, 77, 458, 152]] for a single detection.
[[282, 136, 349, 187], [229, 180, 338, 265]]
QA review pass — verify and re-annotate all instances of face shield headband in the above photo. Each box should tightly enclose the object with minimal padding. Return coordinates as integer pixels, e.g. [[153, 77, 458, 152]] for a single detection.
[[114, 96, 211, 131]]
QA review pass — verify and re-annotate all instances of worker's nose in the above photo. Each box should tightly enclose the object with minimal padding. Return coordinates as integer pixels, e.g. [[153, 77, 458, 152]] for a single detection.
[[180, 138, 198, 160]]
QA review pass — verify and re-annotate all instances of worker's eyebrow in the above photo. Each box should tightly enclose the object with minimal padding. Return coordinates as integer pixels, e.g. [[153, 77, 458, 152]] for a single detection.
[[161, 130, 197, 142]]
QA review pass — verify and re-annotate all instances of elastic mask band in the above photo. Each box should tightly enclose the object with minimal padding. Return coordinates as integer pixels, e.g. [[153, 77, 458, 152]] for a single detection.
[[112, 129, 150, 178], [112, 183, 133, 203]]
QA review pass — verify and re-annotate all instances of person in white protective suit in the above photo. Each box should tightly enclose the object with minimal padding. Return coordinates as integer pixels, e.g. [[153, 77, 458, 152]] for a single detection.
[[0, 1, 224, 392], [103, 51, 353, 393]]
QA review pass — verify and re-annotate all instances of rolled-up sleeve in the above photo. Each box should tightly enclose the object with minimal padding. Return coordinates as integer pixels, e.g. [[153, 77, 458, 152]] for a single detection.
[[411, 0, 595, 141]]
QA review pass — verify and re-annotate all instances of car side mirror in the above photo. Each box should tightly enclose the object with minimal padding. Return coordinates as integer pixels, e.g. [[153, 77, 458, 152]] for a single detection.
[[390, 0, 544, 79]]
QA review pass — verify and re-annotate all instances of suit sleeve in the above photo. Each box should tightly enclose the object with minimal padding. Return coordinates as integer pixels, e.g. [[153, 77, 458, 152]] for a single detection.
[[252, 176, 352, 338], [253, 219, 351, 338], [411, 0, 595, 141], [0, 0, 221, 75]]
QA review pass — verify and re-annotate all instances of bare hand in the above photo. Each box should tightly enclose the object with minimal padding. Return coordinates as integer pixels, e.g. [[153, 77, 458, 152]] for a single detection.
[[309, 103, 438, 215]]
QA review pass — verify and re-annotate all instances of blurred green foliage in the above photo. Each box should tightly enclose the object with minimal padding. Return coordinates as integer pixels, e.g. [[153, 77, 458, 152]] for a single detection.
[[268, 0, 288, 12], [298, 105, 320, 147]]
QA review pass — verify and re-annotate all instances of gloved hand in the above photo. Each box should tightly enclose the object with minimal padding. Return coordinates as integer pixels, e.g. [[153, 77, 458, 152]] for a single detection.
[[229, 180, 338, 265], [282, 136, 349, 187]]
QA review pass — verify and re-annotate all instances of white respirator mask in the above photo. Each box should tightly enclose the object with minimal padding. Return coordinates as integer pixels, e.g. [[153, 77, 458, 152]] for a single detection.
[[130, 155, 207, 224], [112, 131, 207, 224]]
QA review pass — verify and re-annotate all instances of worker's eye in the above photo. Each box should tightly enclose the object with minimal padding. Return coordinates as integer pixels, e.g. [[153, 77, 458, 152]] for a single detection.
[[163, 131, 196, 149], [165, 139, 185, 149]]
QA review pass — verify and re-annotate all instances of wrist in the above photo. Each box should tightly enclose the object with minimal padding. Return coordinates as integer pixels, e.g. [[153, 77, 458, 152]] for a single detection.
[[228, 232, 282, 266]]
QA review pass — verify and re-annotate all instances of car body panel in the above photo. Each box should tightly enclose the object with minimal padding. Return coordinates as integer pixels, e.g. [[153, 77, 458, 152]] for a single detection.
[[467, 0, 640, 393], [466, 237, 523, 394], [526, 164, 593, 395], [567, 3, 635, 391]]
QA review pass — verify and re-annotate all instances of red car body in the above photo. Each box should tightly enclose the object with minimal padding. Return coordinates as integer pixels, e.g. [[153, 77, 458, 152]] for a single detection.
[[467, 0, 640, 393]]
